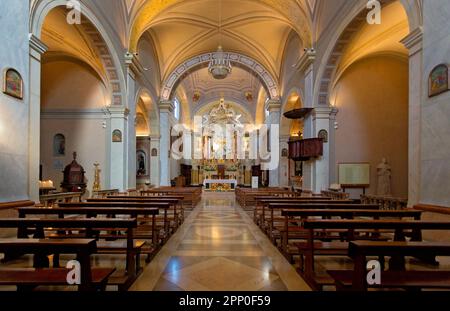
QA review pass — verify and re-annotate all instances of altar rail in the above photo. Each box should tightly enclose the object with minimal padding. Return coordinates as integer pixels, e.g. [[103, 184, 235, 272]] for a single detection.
[[321, 190, 350, 200], [39, 192, 82, 207], [360, 194, 408, 210]]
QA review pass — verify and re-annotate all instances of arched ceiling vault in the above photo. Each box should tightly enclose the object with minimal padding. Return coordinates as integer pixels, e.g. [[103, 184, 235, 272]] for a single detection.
[[129, 0, 312, 81]]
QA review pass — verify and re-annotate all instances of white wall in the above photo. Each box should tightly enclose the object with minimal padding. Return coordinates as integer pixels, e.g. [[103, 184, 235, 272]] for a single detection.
[[0, 0, 30, 202], [420, 0, 450, 207], [333, 56, 409, 197], [40, 117, 107, 196]]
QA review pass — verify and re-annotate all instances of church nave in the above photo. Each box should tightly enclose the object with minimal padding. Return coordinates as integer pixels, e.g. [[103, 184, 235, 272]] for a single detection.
[[131, 192, 310, 291]]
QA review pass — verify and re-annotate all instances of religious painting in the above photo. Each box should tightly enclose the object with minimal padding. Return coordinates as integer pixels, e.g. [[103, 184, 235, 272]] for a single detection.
[[318, 129, 328, 143], [112, 129, 122, 142], [136, 150, 148, 177], [193, 91, 201, 103], [3, 68, 23, 99], [429, 64, 448, 97], [245, 91, 253, 102], [53, 133, 66, 156], [281, 148, 288, 157], [151, 148, 158, 157]]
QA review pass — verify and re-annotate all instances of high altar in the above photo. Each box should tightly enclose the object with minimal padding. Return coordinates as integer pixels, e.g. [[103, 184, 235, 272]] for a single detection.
[[190, 98, 253, 190]]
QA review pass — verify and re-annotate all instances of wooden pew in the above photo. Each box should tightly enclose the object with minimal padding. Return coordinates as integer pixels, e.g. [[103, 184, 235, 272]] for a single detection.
[[328, 241, 450, 291], [92, 189, 119, 198], [58, 202, 174, 241], [141, 187, 202, 208], [300, 219, 450, 290], [321, 190, 350, 200], [0, 218, 139, 290], [264, 203, 379, 241], [91, 197, 185, 226], [236, 188, 299, 209], [38, 192, 82, 207], [0, 238, 115, 291], [254, 198, 351, 226], [17, 207, 160, 260]]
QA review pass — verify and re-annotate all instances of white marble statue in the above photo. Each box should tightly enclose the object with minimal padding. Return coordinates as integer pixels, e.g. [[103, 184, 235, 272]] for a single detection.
[[377, 158, 392, 196]]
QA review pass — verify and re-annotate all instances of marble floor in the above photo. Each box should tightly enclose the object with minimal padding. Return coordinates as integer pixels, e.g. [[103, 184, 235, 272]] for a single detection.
[[130, 192, 311, 291]]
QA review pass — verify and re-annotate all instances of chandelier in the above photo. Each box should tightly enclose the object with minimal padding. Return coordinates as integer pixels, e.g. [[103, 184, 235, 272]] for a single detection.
[[208, 0, 231, 80], [209, 46, 232, 80]]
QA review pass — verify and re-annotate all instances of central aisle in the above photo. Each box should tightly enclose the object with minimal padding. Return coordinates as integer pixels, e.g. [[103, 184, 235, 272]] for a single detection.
[[131, 192, 311, 291]]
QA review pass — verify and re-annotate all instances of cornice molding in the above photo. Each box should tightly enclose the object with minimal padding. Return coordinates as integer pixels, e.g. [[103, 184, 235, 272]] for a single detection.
[[295, 49, 316, 73], [401, 27, 423, 55], [29, 33, 48, 55]]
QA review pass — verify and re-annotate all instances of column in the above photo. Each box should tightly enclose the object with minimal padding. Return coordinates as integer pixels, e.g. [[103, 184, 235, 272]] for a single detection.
[[28, 35, 48, 201], [149, 134, 160, 187], [312, 107, 338, 193], [401, 28, 423, 207], [267, 99, 281, 187], [296, 49, 316, 191], [108, 107, 129, 190], [159, 100, 175, 186], [125, 53, 144, 190]]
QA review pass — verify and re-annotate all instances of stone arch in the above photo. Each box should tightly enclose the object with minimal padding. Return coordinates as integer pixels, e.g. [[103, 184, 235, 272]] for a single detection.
[[30, 0, 125, 106], [313, 0, 421, 107], [194, 100, 255, 125], [135, 87, 160, 136], [161, 52, 280, 101], [280, 88, 305, 137]]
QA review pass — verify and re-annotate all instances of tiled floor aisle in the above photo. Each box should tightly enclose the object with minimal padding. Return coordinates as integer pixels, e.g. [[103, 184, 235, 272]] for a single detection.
[[130, 192, 311, 291]]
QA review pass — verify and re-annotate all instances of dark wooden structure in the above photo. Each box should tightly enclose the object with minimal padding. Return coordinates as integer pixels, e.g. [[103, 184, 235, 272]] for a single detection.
[[61, 152, 86, 193]]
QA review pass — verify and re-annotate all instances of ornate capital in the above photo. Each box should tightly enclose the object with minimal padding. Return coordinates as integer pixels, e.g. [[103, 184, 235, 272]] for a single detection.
[[313, 107, 338, 120], [106, 106, 130, 118], [401, 27, 423, 56], [29, 34, 48, 57], [124, 52, 144, 77], [266, 99, 281, 112], [159, 100, 175, 113], [295, 48, 316, 73]]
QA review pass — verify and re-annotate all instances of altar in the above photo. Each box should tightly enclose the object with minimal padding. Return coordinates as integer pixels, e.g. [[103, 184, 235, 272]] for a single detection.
[[204, 179, 237, 192]]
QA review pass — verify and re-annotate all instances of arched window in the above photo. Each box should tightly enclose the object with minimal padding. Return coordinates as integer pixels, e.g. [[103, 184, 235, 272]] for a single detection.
[[53, 134, 66, 156], [174, 98, 181, 120]]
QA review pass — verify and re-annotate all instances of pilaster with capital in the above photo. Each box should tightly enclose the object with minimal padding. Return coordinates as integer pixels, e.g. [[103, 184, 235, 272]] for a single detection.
[[401, 27, 423, 207], [159, 100, 175, 186], [29, 34, 48, 201]]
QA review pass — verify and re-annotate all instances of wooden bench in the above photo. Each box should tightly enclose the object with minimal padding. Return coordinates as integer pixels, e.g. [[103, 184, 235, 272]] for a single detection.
[[17, 206, 160, 260], [90, 197, 184, 227], [280, 209, 423, 258], [264, 203, 379, 242], [328, 241, 450, 291], [91, 189, 119, 198], [0, 238, 115, 291], [38, 192, 82, 207], [255, 199, 354, 227], [58, 202, 174, 241], [0, 218, 140, 290], [300, 219, 450, 290], [141, 187, 202, 208]]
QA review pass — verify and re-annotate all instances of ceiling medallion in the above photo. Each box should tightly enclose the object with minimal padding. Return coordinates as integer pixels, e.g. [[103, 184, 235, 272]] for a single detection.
[[208, 46, 232, 80]]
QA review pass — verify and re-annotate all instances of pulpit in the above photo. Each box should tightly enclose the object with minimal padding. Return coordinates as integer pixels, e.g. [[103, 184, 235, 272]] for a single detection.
[[61, 152, 87, 193]]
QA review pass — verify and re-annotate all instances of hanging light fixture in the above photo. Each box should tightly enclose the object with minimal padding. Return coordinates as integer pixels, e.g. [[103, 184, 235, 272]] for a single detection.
[[209, 0, 232, 80]]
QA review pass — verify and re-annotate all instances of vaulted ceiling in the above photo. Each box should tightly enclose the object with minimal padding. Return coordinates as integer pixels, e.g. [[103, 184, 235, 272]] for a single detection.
[[178, 66, 264, 115], [140, 0, 306, 83]]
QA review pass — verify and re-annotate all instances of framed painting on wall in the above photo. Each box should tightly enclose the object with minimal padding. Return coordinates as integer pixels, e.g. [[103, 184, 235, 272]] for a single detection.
[[429, 64, 449, 97], [112, 129, 122, 142], [3, 68, 23, 99]]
